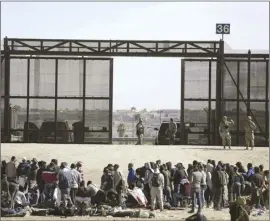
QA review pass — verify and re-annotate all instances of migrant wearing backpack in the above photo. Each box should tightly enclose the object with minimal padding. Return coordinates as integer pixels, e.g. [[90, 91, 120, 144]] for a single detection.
[[1, 156, 269, 218]]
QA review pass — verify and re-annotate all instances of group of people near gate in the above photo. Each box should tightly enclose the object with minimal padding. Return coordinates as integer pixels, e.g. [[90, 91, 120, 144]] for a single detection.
[[1, 154, 269, 219], [136, 115, 258, 149]]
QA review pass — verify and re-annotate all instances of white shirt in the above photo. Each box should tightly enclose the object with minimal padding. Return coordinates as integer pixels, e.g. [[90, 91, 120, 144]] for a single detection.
[[15, 191, 28, 206]]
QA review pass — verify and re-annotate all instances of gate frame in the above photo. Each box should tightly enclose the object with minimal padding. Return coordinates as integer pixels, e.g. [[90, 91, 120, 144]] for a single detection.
[[182, 56, 269, 146], [1, 37, 269, 144]]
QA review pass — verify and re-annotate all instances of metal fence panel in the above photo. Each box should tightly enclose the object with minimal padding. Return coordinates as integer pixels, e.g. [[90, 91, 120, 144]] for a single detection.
[[6, 57, 112, 144]]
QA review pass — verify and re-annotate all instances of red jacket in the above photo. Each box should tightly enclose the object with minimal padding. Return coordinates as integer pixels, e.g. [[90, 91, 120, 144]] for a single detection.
[[42, 171, 57, 184]]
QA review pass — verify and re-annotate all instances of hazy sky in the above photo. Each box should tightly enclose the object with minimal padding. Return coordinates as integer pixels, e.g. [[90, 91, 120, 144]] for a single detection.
[[2, 2, 269, 110]]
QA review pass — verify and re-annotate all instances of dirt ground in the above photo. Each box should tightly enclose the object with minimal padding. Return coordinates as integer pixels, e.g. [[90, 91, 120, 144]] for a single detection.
[[1, 144, 269, 220]]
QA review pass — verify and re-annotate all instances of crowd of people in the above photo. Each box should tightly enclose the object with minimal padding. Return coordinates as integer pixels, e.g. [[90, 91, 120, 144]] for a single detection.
[[1, 155, 269, 220]]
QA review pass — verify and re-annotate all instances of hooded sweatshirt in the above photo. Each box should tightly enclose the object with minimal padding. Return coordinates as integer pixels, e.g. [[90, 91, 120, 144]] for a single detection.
[[144, 162, 153, 184]]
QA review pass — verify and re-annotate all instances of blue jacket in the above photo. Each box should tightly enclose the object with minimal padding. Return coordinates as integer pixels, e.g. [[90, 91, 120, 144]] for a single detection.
[[127, 168, 136, 184], [246, 168, 254, 181]]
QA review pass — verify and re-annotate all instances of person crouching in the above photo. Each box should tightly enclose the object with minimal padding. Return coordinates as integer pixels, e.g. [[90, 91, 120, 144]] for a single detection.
[[149, 165, 164, 211]]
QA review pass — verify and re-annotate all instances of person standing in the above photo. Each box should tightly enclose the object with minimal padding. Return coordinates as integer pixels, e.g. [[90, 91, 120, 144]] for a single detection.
[[189, 165, 204, 213], [57, 162, 72, 206], [127, 163, 136, 189], [149, 167, 164, 211], [168, 118, 177, 145], [5, 156, 17, 182], [70, 163, 82, 204], [136, 118, 144, 145], [244, 116, 256, 150], [219, 116, 234, 149]]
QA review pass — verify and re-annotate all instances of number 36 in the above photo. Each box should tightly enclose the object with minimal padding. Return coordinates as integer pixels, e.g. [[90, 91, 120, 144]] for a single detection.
[[217, 24, 230, 34]]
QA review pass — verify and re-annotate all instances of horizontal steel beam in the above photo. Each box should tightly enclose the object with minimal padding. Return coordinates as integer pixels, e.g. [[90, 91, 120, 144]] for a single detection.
[[6, 96, 110, 99], [5, 37, 221, 57], [6, 50, 219, 57]]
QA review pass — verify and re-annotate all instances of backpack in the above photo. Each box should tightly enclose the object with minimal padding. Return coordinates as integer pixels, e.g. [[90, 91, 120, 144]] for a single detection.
[[219, 171, 227, 186], [151, 174, 161, 187]]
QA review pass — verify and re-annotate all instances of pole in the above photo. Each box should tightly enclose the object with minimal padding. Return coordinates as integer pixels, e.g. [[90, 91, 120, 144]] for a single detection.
[[222, 34, 224, 41]]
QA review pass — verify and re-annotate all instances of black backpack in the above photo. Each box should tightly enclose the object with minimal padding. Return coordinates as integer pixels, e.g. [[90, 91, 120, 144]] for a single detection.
[[151, 173, 161, 187]]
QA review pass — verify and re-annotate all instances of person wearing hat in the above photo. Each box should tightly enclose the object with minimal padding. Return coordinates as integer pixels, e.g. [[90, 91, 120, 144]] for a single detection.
[[244, 116, 256, 150], [135, 118, 144, 145], [219, 116, 234, 149]]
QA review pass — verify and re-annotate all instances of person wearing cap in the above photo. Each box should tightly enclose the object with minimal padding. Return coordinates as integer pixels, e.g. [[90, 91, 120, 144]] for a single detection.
[[135, 118, 144, 145], [219, 116, 234, 149], [149, 166, 164, 211], [244, 116, 256, 150], [5, 156, 17, 182]]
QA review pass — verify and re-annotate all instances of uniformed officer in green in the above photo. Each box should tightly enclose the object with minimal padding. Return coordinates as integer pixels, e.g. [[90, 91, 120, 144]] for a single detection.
[[244, 116, 256, 150], [219, 116, 234, 149]]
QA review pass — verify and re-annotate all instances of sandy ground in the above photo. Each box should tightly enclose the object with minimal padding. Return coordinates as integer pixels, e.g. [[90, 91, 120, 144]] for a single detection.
[[1, 144, 269, 220]]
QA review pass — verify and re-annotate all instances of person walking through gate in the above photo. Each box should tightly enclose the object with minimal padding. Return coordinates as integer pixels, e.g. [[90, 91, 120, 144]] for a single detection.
[[244, 116, 256, 150], [219, 116, 234, 149], [136, 118, 144, 145]]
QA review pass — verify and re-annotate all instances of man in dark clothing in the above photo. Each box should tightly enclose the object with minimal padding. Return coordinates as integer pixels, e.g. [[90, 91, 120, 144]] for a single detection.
[[36, 161, 46, 202], [1, 160, 7, 179], [226, 164, 234, 203], [160, 165, 172, 205], [28, 159, 38, 187], [212, 165, 224, 211], [173, 163, 186, 193], [17, 157, 31, 191], [235, 162, 246, 174], [51, 159, 60, 174], [250, 167, 264, 208]]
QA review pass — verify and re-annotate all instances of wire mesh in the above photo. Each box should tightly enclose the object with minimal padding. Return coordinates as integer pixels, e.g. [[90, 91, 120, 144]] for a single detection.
[[85, 60, 110, 97], [10, 59, 28, 96], [58, 60, 84, 97], [29, 59, 55, 96], [184, 61, 209, 99], [223, 61, 238, 99], [250, 62, 267, 100]]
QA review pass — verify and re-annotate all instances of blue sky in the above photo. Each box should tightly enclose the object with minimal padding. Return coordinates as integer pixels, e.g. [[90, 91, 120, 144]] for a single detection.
[[2, 2, 269, 110]]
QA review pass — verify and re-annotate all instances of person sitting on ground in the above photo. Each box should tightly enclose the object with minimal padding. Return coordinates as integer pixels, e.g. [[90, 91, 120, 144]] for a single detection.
[[14, 185, 29, 208], [75, 181, 91, 213], [87, 180, 105, 206]]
